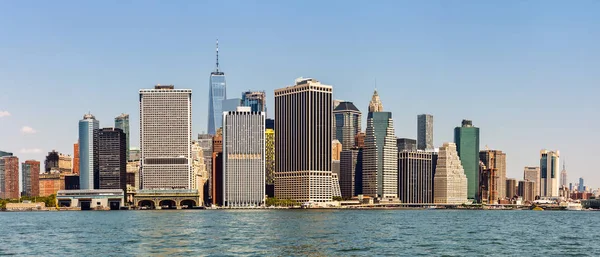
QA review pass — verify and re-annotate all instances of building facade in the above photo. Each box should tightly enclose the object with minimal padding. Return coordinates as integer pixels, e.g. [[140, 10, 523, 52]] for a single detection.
[[265, 129, 275, 186], [523, 166, 540, 197], [115, 113, 130, 161], [222, 107, 265, 207], [212, 133, 223, 205], [518, 180, 536, 202], [332, 140, 342, 161], [79, 114, 99, 189], [417, 114, 434, 151], [506, 178, 517, 199], [398, 151, 436, 203], [197, 134, 213, 202], [540, 150, 560, 197], [363, 90, 398, 199], [0, 156, 20, 199], [397, 138, 417, 152], [454, 119, 480, 200], [98, 128, 127, 193], [433, 143, 468, 204], [478, 160, 498, 204], [39, 172, 64, 197], [479, 150, 507, 200], [242, 91, 267, 114], [207, 40, 226, 135], [139, 85, 192, 189], [21, 160, 40, 197], [58, 154, 72, 173], [45, 150, 59, 173], [274, 78, 333, 203], [333, 101, 361, 151], [340, 149, 363, 198], [73, 142, 80, 175]]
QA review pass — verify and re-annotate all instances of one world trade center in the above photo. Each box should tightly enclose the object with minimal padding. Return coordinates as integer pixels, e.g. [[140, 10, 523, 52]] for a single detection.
[[207, 39, 226, 135]]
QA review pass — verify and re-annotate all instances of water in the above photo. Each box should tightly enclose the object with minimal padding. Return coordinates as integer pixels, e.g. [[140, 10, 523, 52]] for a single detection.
[[0, 209, 598, 256]]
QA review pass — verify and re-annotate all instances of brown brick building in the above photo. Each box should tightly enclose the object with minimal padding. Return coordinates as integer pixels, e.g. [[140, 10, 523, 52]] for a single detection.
[[1, 156, 20, 199], [39, 173, 65, 197], [22, 160, 40, 197]]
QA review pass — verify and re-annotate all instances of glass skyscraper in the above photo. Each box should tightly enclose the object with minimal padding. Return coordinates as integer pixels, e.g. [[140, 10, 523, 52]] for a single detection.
[[333, 101, 361, 150], [114, 113, 130, 161], [417, 114, 433, 151], [79, 113, 99, 190], [207, 40, 226, 135], [242, 91, 267, 114], [454, 119, 480, 200]]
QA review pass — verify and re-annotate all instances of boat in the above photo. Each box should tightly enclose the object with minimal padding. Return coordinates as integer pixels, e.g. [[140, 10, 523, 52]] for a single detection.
[[532, 206, 544, 211], [566, 202, 583, 211]]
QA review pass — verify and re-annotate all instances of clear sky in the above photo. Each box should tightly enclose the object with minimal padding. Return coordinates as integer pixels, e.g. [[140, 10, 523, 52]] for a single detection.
[[1, 1, 599, 188]]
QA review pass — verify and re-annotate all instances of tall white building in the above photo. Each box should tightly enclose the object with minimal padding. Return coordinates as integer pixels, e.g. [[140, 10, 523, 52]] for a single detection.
[[78, 113, 99, 190], [139, 85, 192, 189], [275, 78, 333, 203], [222, 106, 266, 207], [433, 142, 468, 204], [540, 149, 560, 197]]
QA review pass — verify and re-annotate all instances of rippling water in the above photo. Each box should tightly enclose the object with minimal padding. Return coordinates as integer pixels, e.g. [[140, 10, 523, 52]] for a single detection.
[[0, 210, 598, 256]]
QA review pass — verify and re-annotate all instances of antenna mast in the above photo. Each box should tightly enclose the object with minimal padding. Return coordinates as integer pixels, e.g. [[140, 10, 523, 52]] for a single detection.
[[216, 39, 219, 72]]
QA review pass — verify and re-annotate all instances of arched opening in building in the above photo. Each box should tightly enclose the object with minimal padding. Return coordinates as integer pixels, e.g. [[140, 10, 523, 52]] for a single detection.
[[138, 200, 155, 210], [180, 199, 197, 209], [58, 199, 71, 208], [159, 200, 177, 210]]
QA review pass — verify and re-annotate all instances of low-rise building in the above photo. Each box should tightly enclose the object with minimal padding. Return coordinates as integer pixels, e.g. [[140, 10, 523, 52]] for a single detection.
[[5, 202, 46, 211], [57, 189, 125, 210]]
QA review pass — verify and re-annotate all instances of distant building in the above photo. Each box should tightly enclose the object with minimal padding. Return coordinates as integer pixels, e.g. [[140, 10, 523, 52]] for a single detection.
[[274, 78, 333, 203], [266, 118, 274, 130], [98, 128, 127, 193], [129, 147, 141, 162], [197, 134, 213, 203], [207, 40, 227, 135], [0, 156, 20, 199], [523, 166, 540, 197], [222, 98, 242, 113], [0, 151, 13, 157], [355, 132, 365, 148], [64, 173, 80, 190], [265, 129, 275, 196], [21, 160, 40, 197], [79, 113, 99, 189], [454, 119, 480, 200], [58, 153, 72, 174], [397, 138, 417, 152], [333, 101, 361, 151], [560, 163, 568, 188], [433, 143, 468, 204], [126, 161, 140, 190], [363, 90, 398, 199], [39, 172, 64, 197], [579, 177, 585, 192], [212, 133, 223, 205], [45, 150, 60, 173], [340, 148, 363, 199], [114, 113, 130, 161], [222, 107, 265, 207], [73, 142, 80, 175], [57, 189, 125, 210], [479, 150, 507, 200], [478, 160, 498, 204], [332, 140, 343, 161], [242, 91, 267, 114], [540, 150, 560, 197], [398, 151, 437, 203], [518, 180, 535, 202], [506, 178, 518, 199], [417, 114, 434, 151], [332, 173, 342, 198]]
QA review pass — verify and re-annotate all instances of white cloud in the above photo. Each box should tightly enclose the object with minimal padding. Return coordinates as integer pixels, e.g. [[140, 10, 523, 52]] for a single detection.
[[20, 148, 42, 154], [21, 126, 37, 134], [0, 111, 10, 117]]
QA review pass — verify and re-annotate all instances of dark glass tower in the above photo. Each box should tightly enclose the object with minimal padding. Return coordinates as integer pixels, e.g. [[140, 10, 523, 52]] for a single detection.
[[333, 101, 361, 150], [242, 91, 267, 114], [454, 119, 480, 200], [207, 40, 226, 135], [98, 128, 127, 193], [417, 114, 433, 151], [114, 113, 130, 161]]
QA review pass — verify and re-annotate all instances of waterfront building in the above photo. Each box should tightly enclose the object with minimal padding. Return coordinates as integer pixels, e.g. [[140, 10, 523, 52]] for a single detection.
[[0, 151, 12, 157], [64, 173, 80, 190], [222, 107, 265, 207], [198, 134, 213, 202], [98, 128, 127, 193], [479, 149, 507, 199], [0, 156, 20, 199], [79, 113, 99, 189], [212, 133, 223, 205], [265, 129, 275, 196], [333, 101, 361, 150], [21, 160, 40, 197], [433, 143, 468, 204], [518, 180, 536, 202], [139, 85, 192, 189], [397, 138, 417, 152], [242, 91, 267, 114], [540, 150, 560, 197], [39, 172, 64, 197], [478, 160, 498, 204], [398, 151, 436, 203], [57, 189, 125, 210], [274, 77, 333, 203], [454, 119, 480, 200], [207, 40, 227, 135], [115, 113, 130, 161], [44, 150, 59, 173], [506, 178, 517, 199], [222, 98, 242, 113], [579, 177, 584, 192], [340, 148, 363, 198], [73, 142, 80, 175], [355, 132, 365, 148], [417, 114, 434, 151], [332, 140, 342, 161], [58, 153, 72, 173], [523, 166, 540, 197], [363, 90, 398, 199]]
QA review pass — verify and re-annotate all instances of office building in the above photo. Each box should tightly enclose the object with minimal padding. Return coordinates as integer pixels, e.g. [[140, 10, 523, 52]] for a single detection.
[[39, 172, 64, 197], [73, 142, 80, 175], [340, 149, 363, 198], [222, 98, 241, 113], [417, 114, 434, 151], [433, 143, 468, 204], [0, 156, 19, 199], [207, 40, 227, 135], [242, 91, 267, 114], [479, 149, 507, 199], [98, 128, 127, 193], [212, 133, 223, 205], [355, 132, 365, 148], [397, 138, 417, 152], [222, 107, 265, 207], [454, 119, 480, 200], [523, 166, 540, 197], [79, 114, 99, 189], [21, 160, 40, 197], [58, 154, 72, 173], [560, 162, 568, 188], [363, 90, 398, 199], [44, 150, 59, 173], [274, 77, 333, 203], [198, 134, 213, 202], [265, 129, 275, 195], [265, 118, 275, 130], [139, 85, 192, 189], [479, 160, 498, 204], [540, 150, 560, 197], [518, 180, 535, 202], [398, 151, 437, 203], [332, 173, 342, 198], [129, 147, 141, 162], [64, 173, 80, 190], [579, 177, 585, 192], [115, 113, 130, 161], [506, 178, 517, 199], [191, 141, 208, 205], [332, 140, 343, 161], [333, 101, 361, 150]]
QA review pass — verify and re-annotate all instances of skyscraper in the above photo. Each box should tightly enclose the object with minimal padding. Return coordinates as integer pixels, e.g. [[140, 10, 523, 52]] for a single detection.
[[222, 106, 265, 207], [333, 101, 361, 151], [98, 128, 127, 193], [398, 151, 437, 203], [363, 90, 398, 199], [0, 156, 20, 199], [506, 178, 517, 199], [21, 160, 40, 197], [397, 138, 417, 152], [212, 132, 223, 205], [454, 119, 480, 200], [433, 143, 468, 204], [242, 91, 267, 114], [540, 149, 559, 197], [417, 114, 433, 151], [265, 128, 275, 197], [274, 77, 333, 203], [560, 163, 568, 188], [79, 114, 99, 189], [340, 148, 363, 198], [73, 142, 80, 175], [115, 113, 130, 161], [479, 149, 507, 199], [207, 40, 227, 135], [198, 134, 214, 202], [518, 180, 535, 202], [140, 85, 192, 189], [578, 177, 584, 192], [332, 140, 342, 161], [523, 166, 540, 197], [478, 160, 498, 204]]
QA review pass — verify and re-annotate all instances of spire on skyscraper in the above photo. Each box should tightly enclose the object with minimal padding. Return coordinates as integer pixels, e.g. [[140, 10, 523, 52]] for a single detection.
[[368, 89, 384, 112], [216, 39, 219, 72]]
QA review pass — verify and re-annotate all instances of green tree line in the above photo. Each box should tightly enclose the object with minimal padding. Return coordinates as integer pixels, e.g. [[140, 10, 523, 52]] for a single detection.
[[0, 195, 56, 210]]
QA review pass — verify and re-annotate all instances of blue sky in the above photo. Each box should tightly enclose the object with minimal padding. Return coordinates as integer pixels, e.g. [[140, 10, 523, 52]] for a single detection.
[[1, 1, 599, 188]]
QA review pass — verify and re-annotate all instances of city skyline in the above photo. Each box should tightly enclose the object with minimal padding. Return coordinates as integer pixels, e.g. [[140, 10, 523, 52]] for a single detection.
[[1, 1, 599, 188]]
